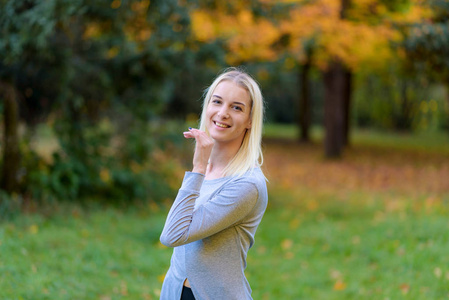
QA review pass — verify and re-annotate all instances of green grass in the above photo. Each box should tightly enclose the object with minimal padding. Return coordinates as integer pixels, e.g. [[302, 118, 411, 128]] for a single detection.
[[263, 123, 449, 154], [2, 191, 448, 299], [1, 124, 449, 299], [248, 188, 449, 299], [1, 206, 171, 299]]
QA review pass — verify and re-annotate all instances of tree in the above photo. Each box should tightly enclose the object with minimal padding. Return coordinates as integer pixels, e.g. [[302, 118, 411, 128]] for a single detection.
[[298, 43, 314, 142], [0, 0, 71, 194], [322, 0, 352, 158], [279, 0, 425, 156], [189, 0, 426, 157], [0, 0, 198, 201], [402, 0, 449, 114], [0, 81, 19, 193]]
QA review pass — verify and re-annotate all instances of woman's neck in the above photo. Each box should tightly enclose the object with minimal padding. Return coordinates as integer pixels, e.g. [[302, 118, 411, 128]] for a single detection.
[[205, 142, 240, 180]]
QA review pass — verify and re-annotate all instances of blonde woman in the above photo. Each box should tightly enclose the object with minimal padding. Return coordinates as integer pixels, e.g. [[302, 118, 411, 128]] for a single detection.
[[160, 68, 268, 300]]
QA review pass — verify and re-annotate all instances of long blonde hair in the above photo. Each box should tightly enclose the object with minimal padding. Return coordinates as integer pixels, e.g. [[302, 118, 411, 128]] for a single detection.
[[198, 67, 265, 178]]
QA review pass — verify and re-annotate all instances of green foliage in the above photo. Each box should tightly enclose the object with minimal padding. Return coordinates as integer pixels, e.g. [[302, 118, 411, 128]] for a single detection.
[[0, 0, 197, 203], [22, 120, 185, 203], [352, 67, 448, 131], [0, 191, 22, 221], [402, 0, 449, 84]]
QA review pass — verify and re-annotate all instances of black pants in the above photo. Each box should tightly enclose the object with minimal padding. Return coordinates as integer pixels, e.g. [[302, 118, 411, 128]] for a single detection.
[[181, 286, 195, 300]]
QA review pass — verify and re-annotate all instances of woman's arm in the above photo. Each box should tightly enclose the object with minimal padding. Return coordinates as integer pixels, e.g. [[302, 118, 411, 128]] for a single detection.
[[159, 174, 258, 247]]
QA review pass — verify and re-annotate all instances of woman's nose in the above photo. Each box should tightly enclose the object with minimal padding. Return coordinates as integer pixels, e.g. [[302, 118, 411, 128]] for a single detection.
[[217, 107, 229, 118]]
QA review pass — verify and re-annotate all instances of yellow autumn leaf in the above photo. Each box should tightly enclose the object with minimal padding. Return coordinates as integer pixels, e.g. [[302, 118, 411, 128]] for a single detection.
[[29, 224, 38, 234], [333, 280, 347, 291], [191, 10, 216, 42], [100, 168, 111, 183], [107, 47, 120, 59], [281, 239, 293, 250], [84, 23, 102, 39], [111, 0, 121, 9]]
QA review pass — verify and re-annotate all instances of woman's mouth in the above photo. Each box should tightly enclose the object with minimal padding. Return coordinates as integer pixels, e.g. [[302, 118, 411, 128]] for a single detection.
[[214, 121, 231, 128]]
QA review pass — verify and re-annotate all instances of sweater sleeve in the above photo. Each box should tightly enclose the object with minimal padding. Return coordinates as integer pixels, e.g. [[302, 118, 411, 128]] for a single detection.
[[159, 172, 258, 248]]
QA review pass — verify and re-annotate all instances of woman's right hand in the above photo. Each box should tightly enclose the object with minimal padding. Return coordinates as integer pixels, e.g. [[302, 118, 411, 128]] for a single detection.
[[183, 128, 214, 175]]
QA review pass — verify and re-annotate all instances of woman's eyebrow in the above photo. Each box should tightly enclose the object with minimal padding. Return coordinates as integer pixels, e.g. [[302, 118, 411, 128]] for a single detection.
[[212, 95, 246, 107]]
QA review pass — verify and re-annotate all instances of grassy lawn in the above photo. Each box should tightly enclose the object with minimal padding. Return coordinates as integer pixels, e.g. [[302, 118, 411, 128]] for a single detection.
[[1, 125, 449, 299]]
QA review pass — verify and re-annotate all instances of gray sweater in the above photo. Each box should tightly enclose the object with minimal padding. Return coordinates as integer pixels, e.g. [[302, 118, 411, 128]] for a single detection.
[[159, 168, 268, 300]]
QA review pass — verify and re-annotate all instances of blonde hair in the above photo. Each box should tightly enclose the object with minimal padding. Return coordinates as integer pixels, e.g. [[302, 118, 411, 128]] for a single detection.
[[199, 67, 265, 178]]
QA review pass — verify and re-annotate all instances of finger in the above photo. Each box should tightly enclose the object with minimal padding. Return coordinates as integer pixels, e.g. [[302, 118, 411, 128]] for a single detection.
[[187, 128, 204, 140], [184, 127, 198, 139], [183, 131, 194, 138]]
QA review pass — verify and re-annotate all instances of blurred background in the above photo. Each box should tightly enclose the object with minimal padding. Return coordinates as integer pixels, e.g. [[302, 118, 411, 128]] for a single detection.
[[1, 0, 449, 299]]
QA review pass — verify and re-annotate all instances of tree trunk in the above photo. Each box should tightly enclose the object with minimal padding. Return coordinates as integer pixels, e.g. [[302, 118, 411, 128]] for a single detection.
[[446, 82, 449, 134], [395, 80, 413, 130], [323, 0, 352, 158], [342, 69, 352, 146], [1, 80, 21, 194], [298, 51, 312, 143], [324, 62, 346, 158]]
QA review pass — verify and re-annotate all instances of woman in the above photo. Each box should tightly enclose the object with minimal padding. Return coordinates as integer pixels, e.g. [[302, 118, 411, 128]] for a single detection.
[[160, 68, 268, 300]]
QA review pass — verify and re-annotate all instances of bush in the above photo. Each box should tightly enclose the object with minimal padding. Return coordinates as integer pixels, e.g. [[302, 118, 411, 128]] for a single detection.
[[21, 118, 187, 204], [0, 191, 22, 221]]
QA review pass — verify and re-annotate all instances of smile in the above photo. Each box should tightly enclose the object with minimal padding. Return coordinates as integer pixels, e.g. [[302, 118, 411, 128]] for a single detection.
[[214, 121, 231, 128]]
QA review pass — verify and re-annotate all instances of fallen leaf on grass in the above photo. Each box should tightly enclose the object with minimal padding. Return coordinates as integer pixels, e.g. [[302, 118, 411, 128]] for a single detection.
[[257, 245, 266, 254], [307, 199, 318, 211], [29, 224, 38, 234], [400, 283, 410, 294], [351, 235, 360, 245], [120, 281, 128, 296], [333, 280, 346, 291], [154, 288, 161, 298], [281, 239, 293, 250], [289, 218, 301, 230], [434, 267, 442, 278], [329, 269, 342, 280]]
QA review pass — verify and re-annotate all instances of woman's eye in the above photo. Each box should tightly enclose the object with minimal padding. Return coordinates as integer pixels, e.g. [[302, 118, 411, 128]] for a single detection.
[[233, 106, 243, 111], [212, 99, 221, 104]]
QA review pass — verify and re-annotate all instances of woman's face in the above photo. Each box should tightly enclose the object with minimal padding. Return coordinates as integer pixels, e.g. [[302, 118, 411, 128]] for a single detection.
[[205, 80, 252, 145]]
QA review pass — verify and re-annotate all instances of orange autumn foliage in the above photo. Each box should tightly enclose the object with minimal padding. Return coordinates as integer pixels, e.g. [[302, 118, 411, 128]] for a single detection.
[[190, 0, 430, 70], [191, 8, 281, 64]]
